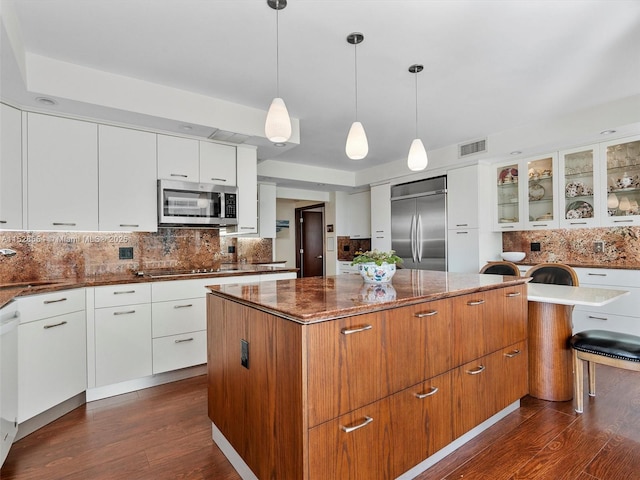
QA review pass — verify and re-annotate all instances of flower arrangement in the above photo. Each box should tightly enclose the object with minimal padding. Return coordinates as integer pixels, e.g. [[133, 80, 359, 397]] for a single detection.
[[351, 250, 403, 266]]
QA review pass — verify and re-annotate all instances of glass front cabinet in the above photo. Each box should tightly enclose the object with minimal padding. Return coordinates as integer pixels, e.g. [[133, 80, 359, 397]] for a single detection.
[[494, 161, 522, 231], [559, 144, 601, 228], [601, 136, 640, 227]]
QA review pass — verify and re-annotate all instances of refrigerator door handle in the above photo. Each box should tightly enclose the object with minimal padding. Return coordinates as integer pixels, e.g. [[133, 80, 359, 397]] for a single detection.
[[417, 214, 423, 262], [410, 214, 417, 262]]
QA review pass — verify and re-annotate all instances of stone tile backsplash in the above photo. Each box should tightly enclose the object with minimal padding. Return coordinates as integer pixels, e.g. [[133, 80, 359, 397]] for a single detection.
[[0, 229, 272, 284]]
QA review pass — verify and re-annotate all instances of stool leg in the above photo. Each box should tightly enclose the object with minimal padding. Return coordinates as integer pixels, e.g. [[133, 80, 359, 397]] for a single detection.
[[573, 349, 584, 413], [588, 361, 596, 397]]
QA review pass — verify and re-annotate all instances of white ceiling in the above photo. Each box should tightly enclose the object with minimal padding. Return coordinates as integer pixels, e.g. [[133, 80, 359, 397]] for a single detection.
[[2, 0, 640, 176]]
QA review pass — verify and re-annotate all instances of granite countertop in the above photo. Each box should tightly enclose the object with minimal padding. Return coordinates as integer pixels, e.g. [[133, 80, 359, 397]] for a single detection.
[[515, 262, 640, 270], [207, 269, 530, 324], [0, 264, 297, 310]]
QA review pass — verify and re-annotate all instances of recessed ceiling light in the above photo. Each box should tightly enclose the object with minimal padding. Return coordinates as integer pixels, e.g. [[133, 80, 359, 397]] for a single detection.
[[274, 142, 287, 147], [180, 125, 193, 131], [36, 97, 57, 106], [600, 129, 616, 135], [510, 150, 522, 155]]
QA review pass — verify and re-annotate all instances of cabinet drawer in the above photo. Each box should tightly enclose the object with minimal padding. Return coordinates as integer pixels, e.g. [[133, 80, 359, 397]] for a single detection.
[[152, 330, 207, 374], [573, 310, 640, 337], [94, 283, 151, 308], [152, 297, 206, 337], [17, 288, 85, 323], [575, 268, 640, 288]]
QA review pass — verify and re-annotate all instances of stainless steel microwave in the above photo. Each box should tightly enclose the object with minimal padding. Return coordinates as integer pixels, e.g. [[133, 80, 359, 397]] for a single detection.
[[157, 179, 238, 227]]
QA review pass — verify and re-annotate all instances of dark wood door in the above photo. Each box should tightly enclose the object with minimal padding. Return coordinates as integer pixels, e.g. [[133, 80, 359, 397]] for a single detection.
[[301, 210, 324, 277]]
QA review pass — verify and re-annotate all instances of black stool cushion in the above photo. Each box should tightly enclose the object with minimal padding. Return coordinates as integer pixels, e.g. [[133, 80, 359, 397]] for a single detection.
[[570, 330, 640, 363], [529, 267, 575, 286]]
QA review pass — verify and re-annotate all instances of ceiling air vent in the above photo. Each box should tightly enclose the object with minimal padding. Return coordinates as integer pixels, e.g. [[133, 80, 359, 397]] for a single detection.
[[208, 129, 251, 145], [458, 138, 487, 158]]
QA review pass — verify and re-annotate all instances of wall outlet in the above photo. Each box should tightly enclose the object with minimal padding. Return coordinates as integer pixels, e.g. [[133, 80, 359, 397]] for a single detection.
[[594, 241, 604, 253], [530, 242, 541, 252], [241, 339, 249, 369]]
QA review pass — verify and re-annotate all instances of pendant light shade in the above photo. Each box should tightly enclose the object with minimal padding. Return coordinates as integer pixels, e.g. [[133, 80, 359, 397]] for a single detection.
[[346, 121, 368, 160], [265, 97, 291, 143], [265, 0, 291, 143], [407, 64, 428, 171], [346, 32, 367, 160]]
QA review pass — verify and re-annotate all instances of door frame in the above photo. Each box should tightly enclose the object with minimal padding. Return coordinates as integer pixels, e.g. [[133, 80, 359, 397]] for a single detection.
[[295, 203, 325, 277]]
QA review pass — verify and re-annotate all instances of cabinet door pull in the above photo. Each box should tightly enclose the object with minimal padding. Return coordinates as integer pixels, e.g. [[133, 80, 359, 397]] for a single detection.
[[613, 219, 634, 223], [170, 173, 188, 178], [501, 225, 515, 229], [341, 324, 373, 335], [119, 224, 139, 228], [44, 320, 67, 329], [174, 304, 193, 309], [414, 310, 438, 318], [456, 223, 468, 227], [415, 386, 439, 399], [341, 416, 373, 433], [466, 300, 485, 306], [504, 349, 521, 358], [588, 315, 608, 321], [175, 337, 194, 343], [466, 365, 485, 375], [210, 177, 227, 182], [52, 222, 76, 226], [532, 224, 548, 227], [587, 273, 607, 277], [43, 297, 67, 304], [113, 310, 136, 316], [240, 226, 256, 230], [375, 230, 384, 233], [113, 290, 136, 295], [0, 220, 7, 224], [456, 231, 469, 234], [506, 292, 521, 297], [570, 222, 587, 225]]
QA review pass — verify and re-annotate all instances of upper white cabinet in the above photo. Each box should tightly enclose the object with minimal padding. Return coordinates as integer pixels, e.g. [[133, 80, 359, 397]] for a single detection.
[[494, 160, 523, 231], [258, 183, 277, 238], [199, 142, 236, 186], [0, 103, 23, 230], [27, 113, 99, 231], [601, 135, 640, 227], [448, 167, 479, 230], [235, 146, 258, 234], [370, 183, 391, 251], [558, 144, 601, 228], [98, 125, 158, 231], [157, 135, 199, 182], [348, 191, 371, 239]]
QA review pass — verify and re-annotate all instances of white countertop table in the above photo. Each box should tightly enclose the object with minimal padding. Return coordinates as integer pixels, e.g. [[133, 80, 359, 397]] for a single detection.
[[527, 283, 629, 306]]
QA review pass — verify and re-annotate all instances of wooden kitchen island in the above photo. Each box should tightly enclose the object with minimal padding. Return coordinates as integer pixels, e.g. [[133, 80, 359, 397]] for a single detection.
[[206, 270, 530, 480]]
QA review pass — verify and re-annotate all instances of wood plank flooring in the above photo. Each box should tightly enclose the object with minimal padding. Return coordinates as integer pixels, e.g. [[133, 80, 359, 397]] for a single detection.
[[2, 364, 640, 479]]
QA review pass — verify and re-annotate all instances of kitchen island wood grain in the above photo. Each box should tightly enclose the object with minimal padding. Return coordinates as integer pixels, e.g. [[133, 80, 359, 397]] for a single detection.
[[206, 270, 530, 479]]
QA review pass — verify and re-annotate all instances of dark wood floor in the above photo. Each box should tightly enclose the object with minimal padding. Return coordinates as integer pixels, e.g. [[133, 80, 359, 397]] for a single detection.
[[3, 365, 640, 480]]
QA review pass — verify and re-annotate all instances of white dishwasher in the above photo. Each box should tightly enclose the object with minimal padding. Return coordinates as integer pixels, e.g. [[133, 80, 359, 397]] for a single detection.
[[1, 301, 19, 466]]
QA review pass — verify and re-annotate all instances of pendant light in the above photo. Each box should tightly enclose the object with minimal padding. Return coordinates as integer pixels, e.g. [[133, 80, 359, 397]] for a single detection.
[[407, 64, 428, 171], [265, 0, 292, 143], [345, 32, 368, 160]]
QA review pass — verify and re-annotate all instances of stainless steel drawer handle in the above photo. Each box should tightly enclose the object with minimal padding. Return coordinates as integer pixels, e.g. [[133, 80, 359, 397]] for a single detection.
[[570, 222, 587, 225], [44, 320, 67, 329], [52, 222, 76, 226], [466, 300, 485, 306], [240, 226, 255, 230], [587, 273, 607, 277], [113, 310, 136, 315], [532, 224, 548, 227], [0, 220, 7, 224], [456, 223, 468, 227], [415, 386, 439, 399], [113, 290, 136, 295], [175, 337, 194, 343], [456, 231, 469, 234], [501, 226, 515, 229], [210, 177, 227, 182], [43, 297, 67, 304], [119, 224, 139, 228], [613, 219, 634, 223], [414, 310, 438, 318], [504, 349, 521, 358], [506, 292, 521, 297], [466, 365, 485, 375], [174, 304, 193, 309], [170, 173, 188, 178], [341, 416, 373, 433], [341, 324, 373, 335], [588, 315, 608, 321], [375, 230, 384, 233]]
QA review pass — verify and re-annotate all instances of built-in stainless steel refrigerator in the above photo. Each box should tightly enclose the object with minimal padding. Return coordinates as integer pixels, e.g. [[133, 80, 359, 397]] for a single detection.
[[391, 176, 447, 271]]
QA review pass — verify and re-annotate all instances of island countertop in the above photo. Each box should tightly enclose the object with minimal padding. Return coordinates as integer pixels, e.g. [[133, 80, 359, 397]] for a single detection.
[[206, 269, 530, 323]]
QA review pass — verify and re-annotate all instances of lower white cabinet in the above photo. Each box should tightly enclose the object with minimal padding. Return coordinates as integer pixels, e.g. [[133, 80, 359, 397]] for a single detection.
[[152, 331, 208, 375], [17, 290, 86, 423]]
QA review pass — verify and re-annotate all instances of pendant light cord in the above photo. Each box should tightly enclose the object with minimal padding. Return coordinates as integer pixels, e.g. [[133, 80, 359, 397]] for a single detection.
[[414, 69, 419, 138], [354, 41, 358, 121], [275, 2, 280, 98]]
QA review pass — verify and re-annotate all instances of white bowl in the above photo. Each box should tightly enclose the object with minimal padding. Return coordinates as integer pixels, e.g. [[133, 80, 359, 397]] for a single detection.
[[501, 252, 525, 262]]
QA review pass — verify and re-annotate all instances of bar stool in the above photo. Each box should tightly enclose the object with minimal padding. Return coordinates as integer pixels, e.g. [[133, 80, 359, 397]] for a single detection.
[[479, 261, 520, 276], [525, 263, 579, 401], [570, 330, 640, 413]]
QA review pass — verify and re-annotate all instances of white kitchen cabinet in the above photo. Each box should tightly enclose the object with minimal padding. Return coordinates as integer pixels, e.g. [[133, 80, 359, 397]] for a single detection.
[[199, 141, 236, 186], [348, 190, 371, 239], [0, 103, 23, 230], [572, 268, 640, 337], [93, 284, 152, 387], [338, 261, 359, 274], [26, 113, 98, 231], [258, 183, 277, 238], [17, 290, 86, 423], [1, 302, 19, 465], [370, 183, 391, 251], [600, 135, 640, 227], [234, 146, 258, 234], [447, 167, 479, 230], [558, 144, 601, 228], [98, 125, 158, 231], [157, 134, 199, 182]]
